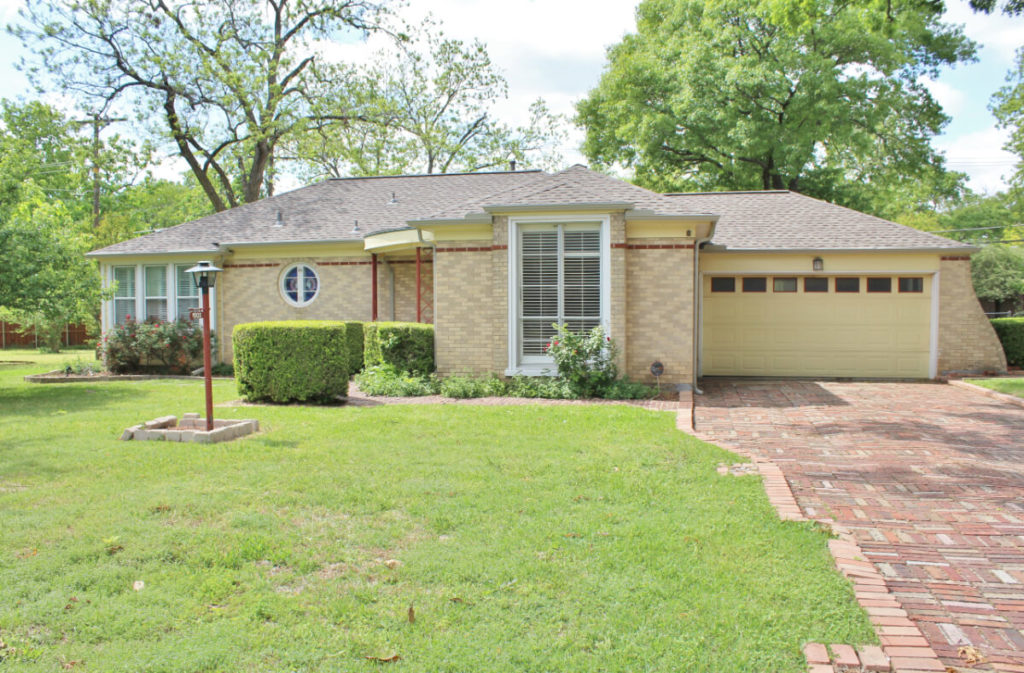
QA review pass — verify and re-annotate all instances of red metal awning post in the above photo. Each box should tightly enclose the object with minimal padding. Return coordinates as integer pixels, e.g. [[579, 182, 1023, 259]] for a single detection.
[[415, 247, 422, 323], [371, 253, 378, 321]]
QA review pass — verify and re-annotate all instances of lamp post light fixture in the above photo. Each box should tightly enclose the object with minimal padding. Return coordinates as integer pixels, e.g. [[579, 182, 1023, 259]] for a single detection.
[[185, 261, 222, 431], [812, 256, 824, 272]]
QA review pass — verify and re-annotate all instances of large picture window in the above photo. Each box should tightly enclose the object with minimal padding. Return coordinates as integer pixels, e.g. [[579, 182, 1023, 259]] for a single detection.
[[105, 262, 216, 331], [514, 220, 607, 369]]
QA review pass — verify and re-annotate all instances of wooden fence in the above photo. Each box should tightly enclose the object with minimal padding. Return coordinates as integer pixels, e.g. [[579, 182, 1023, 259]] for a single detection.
[[0, 321, 91, 349]]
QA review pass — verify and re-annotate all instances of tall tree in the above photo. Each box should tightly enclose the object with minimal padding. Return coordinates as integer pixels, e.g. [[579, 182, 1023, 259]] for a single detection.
[[993, 49, 1024, 196], [577, 0, 974, 211], [971, 244, 1024, 313], [11, 0, 388, 212], [288, 30, 567, 179]]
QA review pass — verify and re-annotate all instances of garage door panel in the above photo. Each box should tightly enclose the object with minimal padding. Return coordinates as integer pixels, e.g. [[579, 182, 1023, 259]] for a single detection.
[[703, 275, 930, 378]]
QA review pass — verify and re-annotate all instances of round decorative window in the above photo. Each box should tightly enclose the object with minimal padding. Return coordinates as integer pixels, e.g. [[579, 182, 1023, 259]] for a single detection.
[[280, 263, 319, 307]]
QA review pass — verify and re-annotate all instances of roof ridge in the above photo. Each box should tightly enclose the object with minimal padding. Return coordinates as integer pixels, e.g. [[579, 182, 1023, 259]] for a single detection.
[[664, 190, 790, 196], [326, 169, 543, 181]]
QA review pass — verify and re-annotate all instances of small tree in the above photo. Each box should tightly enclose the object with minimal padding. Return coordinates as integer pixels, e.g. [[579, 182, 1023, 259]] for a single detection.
[[971, 245, 1024, 314], [0, 190, 105, 352]]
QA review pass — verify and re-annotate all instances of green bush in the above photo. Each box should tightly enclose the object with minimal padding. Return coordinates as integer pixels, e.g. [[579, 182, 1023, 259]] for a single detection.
[[991, 317, 1024, 367], [233, 321, 361, 403], [353, 364, 440, 396], [545, 323, 619, 398], [99, 319, 209, 374], [505, 375, 575, 399], [344, 321, 365, 372], [439, 374, 508, 399], [363, 322, 434, 375]]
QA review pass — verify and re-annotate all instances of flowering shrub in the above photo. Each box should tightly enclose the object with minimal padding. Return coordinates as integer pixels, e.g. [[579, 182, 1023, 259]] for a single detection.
[[99, 318, 210, 374], [545, 323, 619, 398]]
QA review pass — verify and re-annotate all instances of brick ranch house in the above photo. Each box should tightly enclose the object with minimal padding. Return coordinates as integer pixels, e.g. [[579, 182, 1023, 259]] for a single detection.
[[87, 165, 1006, 386]]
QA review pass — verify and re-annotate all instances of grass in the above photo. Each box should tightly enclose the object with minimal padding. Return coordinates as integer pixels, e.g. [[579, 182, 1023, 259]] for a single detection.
[[0, 349, 874, 672], [965, 377, 1024, 398]]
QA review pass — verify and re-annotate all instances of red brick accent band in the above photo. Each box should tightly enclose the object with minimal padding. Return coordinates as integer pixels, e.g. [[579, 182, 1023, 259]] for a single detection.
[[320, 260, 372, 266], [940, 255, 970, 261], [435, 245, 507, 253], [614, 242, 695, 250], [222, 263, 277, 269]]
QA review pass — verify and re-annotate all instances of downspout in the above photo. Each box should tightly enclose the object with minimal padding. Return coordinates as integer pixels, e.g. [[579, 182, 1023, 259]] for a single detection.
[[693, 223, 716, 395]]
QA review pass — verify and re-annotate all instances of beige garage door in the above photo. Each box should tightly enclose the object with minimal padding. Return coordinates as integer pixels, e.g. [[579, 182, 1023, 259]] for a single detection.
[[701, 275, 932, 378]]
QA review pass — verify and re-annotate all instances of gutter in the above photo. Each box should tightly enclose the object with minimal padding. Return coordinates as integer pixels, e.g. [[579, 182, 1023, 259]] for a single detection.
[[693, 223, 718, 395]]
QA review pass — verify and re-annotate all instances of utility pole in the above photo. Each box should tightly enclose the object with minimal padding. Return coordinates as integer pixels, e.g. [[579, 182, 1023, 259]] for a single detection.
[[71, 113, 127, 229]]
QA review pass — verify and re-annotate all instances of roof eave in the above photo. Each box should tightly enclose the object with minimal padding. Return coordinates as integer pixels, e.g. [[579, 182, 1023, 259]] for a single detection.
[[86, 248, 219, 259], [703, 245, 979, 253]]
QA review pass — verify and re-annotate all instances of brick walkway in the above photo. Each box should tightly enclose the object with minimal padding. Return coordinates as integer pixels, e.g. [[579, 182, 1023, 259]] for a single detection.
[[695, 380, 1024, 672]]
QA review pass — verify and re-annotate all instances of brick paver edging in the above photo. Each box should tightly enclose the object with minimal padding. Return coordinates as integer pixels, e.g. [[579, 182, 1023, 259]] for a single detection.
[[949, 379, 1024, 410], [692, 421, 944, 673]]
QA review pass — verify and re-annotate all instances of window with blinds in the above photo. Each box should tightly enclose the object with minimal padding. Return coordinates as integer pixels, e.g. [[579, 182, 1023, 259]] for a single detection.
[[519, 224, 602, 358], [113, 266, 135, 325], [144, 266, 168, 322], [176, 265, 200, 321]]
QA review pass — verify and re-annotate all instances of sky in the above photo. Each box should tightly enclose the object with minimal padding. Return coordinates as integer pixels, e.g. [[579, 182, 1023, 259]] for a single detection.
[[0, 0, 1021, 195]]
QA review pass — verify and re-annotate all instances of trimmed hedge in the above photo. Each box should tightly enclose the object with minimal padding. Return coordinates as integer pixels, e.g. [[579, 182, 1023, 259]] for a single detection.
[[233, 320, 363, 403], [363, 322, 435, 375], [344, 321, 365, 372], [991, 317, 1024, 367]]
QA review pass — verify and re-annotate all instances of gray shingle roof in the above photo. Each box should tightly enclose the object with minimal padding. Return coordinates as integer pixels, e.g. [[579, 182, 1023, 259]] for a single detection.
[[665, 190, 972, 251], [422, 164, 715, 219], [89, 170, 544, 256], [89, 166, 972, 256]]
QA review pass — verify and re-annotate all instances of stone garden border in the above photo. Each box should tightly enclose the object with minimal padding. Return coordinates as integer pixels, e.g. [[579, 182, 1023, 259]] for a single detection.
[[122, 413, 259, 444]]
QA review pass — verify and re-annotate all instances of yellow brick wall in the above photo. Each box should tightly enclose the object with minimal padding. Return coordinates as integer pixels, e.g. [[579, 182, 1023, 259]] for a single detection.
[[624, 239, 695, 384], [490, 217, 510, 373], [389, 256, 434, 324], [217, 257, 372, 362], [938, 258, 1007, 374], [433, 240, 498, 376], [609, 212, 628, 374]]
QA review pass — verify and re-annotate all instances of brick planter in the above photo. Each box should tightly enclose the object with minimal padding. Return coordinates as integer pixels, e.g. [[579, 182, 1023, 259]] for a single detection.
[[121, 413, 258, 444]]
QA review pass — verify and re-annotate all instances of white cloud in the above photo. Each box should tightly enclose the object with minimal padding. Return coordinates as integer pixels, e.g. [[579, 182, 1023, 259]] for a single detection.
[[934, 126, 1018, 194], [920, 75, 966, 117], [942, 1, 1024, 65]]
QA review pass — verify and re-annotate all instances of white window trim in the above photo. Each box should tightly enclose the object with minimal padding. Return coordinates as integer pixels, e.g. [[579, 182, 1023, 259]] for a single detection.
[[279, 262, 321, 308], [103, 263, 217, 332], [506, 214, 611, 376]]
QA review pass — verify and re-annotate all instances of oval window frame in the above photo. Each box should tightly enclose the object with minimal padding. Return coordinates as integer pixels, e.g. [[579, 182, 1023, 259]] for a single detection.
[[279, 263, 320, 308]]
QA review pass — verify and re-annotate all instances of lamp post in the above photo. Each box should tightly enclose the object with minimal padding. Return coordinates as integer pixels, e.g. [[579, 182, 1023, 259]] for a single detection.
[[185, 261, 222, 431]]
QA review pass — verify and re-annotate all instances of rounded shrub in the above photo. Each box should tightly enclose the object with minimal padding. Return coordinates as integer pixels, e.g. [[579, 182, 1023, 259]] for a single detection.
[[363, 322, 435, 375], [233, 320, 362, 403]]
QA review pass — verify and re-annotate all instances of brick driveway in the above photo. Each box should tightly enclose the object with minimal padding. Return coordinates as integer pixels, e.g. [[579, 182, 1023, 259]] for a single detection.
[[695, 380, 1024, 671]]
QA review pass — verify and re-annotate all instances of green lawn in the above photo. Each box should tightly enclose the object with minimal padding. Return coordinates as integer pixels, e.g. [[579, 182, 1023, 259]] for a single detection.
[[966, 377, 1024, 398], [0, 350, 874, 672]]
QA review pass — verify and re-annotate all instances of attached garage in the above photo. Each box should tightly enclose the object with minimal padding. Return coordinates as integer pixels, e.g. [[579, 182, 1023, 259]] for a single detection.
[[701, 273, 934, 378]]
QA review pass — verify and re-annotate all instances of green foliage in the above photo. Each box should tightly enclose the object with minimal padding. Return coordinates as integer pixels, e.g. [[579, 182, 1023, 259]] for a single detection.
[[971, 245, 1024, 304], [233, 321, 361, 404], [439, 374, 508, 399], [98, 319, 208, 374], [504, 375, 576, 399], [14, 0, 388, 210], [94, 178, 213, 249], [993, 47, 1024, 196], [901, 192, 1023, 243], [990, 318, 1024, 366], [0, 189, 106, 352], [577, 0, 973, 215], [546, 323, 620, 398], [353, 364, 440, 396], [363, 321, 435, 375], [342, 321, 365, 373], [292, 26, 567, 179]]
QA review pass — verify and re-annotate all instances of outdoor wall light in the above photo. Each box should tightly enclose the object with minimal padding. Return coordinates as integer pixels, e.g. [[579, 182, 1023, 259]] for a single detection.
[[812, 257, 824, 271]]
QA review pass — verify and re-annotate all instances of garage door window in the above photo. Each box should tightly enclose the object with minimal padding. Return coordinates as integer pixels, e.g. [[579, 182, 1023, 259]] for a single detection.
[[836, 277, 860, 293], [899, 277, 924, 293], [773, 277, 797, 292], [867, 278, 892, 293], [742, 277, 767, 292], [711, 277, 735, 292], [804, 277, 828, 293]]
